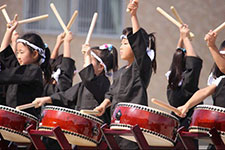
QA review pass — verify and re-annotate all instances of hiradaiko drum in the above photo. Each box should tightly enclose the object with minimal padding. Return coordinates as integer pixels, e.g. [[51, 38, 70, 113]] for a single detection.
[[39, 106, 103, 147], [0, 105, 38, 143], [189, 105, 225, 143], [110, 103, 179, 147]]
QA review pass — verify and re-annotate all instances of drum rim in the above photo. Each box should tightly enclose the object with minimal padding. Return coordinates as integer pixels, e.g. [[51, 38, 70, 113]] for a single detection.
[[38, 126, 101, 145], [189, 126, 225, 136], [196, 105, 225, 113], [44, 105, 104, 124], [110, 123, 175, 145], [0, 126, 30, 142], [116, 103, 179, 121], [0, 105, 38, 122]]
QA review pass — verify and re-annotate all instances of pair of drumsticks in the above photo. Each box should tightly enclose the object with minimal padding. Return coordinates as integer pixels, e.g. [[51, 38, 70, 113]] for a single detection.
[[157, 6, 225, 37]]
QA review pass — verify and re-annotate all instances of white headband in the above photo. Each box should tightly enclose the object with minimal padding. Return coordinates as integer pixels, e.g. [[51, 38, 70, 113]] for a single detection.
[[90, 51, 109, 76], [120, 34, 127, 40], [17, 39, 46, 64]]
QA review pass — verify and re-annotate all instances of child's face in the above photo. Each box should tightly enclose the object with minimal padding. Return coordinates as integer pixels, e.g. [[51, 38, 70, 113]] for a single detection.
[[16, 43, 36, 65], [120, 38, 134, 61]]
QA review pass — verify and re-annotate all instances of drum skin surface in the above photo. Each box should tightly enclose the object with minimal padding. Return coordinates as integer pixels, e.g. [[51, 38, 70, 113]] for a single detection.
[[110, 103, 179, 147], [39, 106, 103, 147], [189, 105, 225, 143], [0, 105, 38, 143]]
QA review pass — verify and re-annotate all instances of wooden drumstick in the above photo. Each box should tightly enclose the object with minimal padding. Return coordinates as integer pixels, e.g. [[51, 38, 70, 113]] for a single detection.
[[213, 21, 225, 33], [16, 103, 36, 111], [151, 98, 181, 115], [0, 4, 7, 10], [170, 6, 183, 24], [66, 10, 78, 30], [50, 3, 69, 34], [1, 5, 11, 23], [80, 109, 99, 115], [18, 14, 48, 25], [157, 7, 194, 39], [170, 6, 194, 39], [85, 12, 98, 44]]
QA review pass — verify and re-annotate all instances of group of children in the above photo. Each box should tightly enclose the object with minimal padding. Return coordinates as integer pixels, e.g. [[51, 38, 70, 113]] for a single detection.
[[0, 1, 224, 149]]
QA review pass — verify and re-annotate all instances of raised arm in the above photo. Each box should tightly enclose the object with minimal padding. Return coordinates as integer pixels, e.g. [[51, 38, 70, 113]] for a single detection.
[[180, 24, 197, 57], [0, 14, 18, 52], [127, 0, 140, 34], [176, 37, 183, 48], [81, 44, 91, 68], [63, 31, 73, 58], [177, 84, 216, 117], [11, 31, 19, 53], [51, 33, 65, 59], [205, 30, 225, 73]]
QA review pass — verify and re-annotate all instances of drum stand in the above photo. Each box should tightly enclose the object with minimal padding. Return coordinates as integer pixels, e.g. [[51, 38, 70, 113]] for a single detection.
[[26, 124, 107, 150], [26, 124, 72, 150], [100, 123, 180, 150], [0, 133, 34, 150], [178, 126, 225, 150]]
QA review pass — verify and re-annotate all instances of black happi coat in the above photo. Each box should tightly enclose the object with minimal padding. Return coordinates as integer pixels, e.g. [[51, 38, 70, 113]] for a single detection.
[[43, 57, 75, 96], [0, 45, 43, 117], [167, 56, 202, 127], [50, 64, 111, 124], [105, 28, 152, 114], [212, 76, 225, 107]]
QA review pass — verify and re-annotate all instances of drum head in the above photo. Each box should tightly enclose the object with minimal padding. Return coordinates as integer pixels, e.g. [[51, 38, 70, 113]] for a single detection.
[[0, 126, 30, 143], [110, 125, 174, 147]]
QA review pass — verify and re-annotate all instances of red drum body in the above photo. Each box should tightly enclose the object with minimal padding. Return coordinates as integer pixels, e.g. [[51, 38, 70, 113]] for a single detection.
[[39, 106, 103, 147], [0, 105, 38, 143], [189, 105, 225, 143], [110, 103, 179, 147]]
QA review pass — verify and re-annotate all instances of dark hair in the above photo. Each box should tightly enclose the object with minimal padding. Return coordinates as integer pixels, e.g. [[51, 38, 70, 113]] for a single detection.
[[91, 45, 118, 74], [19, 33, 52, 83], [168, 48, 186, 89], [211, 40, 225, 78], [122, 27, 157, 73], [219, 40, 225, 50]]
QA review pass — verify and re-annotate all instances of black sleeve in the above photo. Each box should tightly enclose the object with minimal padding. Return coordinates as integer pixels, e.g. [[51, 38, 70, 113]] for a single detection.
[[128, 28, 152, 87], [182, 56, 203, 93], [79, 64, 110, 103], [0, 64, 43, 85], [50, 84, 79, 108], [43, 58, 75, 96], [57, 57, 76, 91], [0, 45, 19, 69]]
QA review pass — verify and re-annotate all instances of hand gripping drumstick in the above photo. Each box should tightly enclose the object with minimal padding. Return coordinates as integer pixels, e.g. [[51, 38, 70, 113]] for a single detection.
[[85, 12, 98, 44], [213, 21, 225, 33], [151, 98, 181, 115], [80, 109, 100, 115], [170, 6, 194, 39], [126, 0, 135, 12], [50, 3, 69, 34], [16, 103, 36, 111], [18, 14, 48, 25], [157, 7, 194, 39]]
